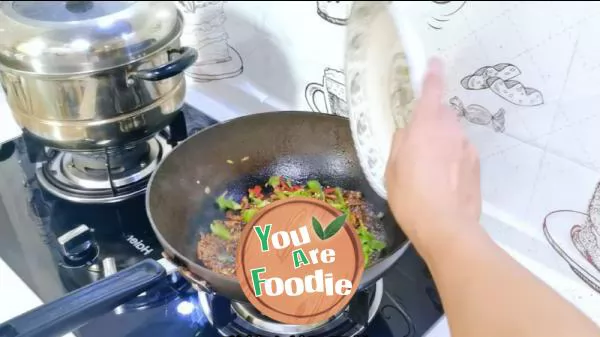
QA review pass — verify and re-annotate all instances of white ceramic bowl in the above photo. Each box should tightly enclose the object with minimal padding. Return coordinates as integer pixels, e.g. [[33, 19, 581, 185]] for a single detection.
[[345, 1, 426, 199]]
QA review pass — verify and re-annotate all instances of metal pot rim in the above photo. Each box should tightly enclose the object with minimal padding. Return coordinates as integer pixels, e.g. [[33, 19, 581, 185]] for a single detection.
[[0, 1, 184, 76], [0, 31, 183, 78]]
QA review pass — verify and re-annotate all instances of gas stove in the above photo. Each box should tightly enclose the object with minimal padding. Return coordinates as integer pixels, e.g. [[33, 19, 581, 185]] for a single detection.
[[0, 105, 443, 337]]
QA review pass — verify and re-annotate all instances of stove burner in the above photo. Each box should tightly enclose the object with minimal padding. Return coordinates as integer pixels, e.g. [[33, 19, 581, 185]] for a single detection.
[[198, 280, 384, 337], [36, 136, 171, 204]]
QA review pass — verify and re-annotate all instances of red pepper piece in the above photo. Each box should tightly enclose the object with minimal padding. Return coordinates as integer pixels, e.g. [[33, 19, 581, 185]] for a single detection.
[[249, 185, 264, 198]]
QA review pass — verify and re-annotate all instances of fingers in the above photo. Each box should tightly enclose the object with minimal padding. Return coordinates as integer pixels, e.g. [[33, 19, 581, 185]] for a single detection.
[[468, 142, 481, 169], [413, 58, 445, 121], [388, 127, 406, 162], [385, 128, 405, 187]]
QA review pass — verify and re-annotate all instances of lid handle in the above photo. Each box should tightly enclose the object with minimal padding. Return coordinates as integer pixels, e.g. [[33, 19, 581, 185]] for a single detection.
[[129, 47, 198, 82]]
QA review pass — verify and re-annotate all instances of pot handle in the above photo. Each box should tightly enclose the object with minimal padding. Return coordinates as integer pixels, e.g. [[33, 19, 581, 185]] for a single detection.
[[129, 47, 198, 82], [0, 259, 166, 337]]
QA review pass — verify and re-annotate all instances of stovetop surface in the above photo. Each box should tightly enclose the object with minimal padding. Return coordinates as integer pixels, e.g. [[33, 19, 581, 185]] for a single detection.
[[0, 106, 443, 337]]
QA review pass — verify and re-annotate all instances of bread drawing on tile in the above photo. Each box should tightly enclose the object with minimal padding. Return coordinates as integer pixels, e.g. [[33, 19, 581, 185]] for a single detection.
[[461, 63, 544, 107], [487, 77, 544, 106], [543, 208, 600, 291], [461, 63, 521, 90], [571, 182, 600, 272], [588, 182, 600, 229], [543, 182, 600, 291], [571, 224, 600, 271], [449, 96, 506, 132]]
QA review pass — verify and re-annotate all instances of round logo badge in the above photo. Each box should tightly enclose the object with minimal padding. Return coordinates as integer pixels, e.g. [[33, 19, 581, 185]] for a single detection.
[[236, 197, 365, 325]]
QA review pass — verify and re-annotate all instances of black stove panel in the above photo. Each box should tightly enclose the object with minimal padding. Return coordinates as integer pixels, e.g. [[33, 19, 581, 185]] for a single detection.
[[0, 106, 443, 337]]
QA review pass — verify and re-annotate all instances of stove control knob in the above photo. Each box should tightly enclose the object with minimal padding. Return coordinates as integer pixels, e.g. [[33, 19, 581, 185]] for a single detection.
[[57, 224, 98, 265]]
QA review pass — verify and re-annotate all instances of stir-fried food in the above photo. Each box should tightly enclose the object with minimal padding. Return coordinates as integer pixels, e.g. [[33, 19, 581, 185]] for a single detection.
[[197, 176, 387, 276]]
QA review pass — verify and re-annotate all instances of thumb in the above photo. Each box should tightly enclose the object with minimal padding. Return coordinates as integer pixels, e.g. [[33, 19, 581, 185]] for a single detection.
[[385, 128, 405, 191], [413, 58, 445, 121], [387, 127, 406, 166]]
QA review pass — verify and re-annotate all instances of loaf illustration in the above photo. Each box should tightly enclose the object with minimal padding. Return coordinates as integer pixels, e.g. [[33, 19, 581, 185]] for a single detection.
[[461, 63, 521, 90], [571, 181, 600, 271], [486, 77, 544, 106], [571, 224, 600, 271], [588, 182, 600, 228]]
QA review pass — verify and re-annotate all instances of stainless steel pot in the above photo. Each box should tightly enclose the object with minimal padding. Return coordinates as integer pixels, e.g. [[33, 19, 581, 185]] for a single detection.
[[0, 1, 198, 151]]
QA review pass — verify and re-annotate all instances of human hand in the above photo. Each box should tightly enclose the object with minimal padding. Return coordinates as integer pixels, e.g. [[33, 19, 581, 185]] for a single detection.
[[385, 59, 482, 263]]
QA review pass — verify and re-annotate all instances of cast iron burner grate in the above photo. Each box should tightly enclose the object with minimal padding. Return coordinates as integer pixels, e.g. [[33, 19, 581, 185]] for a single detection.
[[197, 279, 383, 337], [36, 135, 171, 204]]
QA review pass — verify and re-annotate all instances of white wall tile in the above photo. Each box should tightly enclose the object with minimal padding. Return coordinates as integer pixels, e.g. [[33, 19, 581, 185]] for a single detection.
[[526, 152, 599, 225], [480, 142, 545, 220]]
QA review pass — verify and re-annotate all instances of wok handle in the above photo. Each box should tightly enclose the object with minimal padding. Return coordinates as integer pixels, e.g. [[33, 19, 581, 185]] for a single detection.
[[0, 259, 166, 337]]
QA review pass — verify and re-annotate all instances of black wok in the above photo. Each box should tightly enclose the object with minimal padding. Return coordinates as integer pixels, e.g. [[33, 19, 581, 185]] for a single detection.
[[0, 111, 409, 337], [149, 111, 409, 300]]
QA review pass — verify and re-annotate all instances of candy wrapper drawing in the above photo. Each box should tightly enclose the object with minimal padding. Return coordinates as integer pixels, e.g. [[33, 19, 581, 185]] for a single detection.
[[449, 96, 506, 132]]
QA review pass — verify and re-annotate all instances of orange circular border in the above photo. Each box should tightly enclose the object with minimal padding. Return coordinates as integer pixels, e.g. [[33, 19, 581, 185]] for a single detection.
[[236, 197, 365, 325]]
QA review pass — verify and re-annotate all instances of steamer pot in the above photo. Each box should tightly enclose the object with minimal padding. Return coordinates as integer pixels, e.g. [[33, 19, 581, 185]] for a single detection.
[[0, 1, 198, 151]]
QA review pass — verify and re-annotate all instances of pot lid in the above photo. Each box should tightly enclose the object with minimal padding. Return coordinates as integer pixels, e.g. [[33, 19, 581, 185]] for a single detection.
[[0, 1, 183, 75]]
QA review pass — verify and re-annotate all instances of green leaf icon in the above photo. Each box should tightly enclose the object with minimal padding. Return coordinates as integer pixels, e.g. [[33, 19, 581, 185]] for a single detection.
[[312, 214, 348, 241], [312, 217, 326, 240], [323, 213, 348, 239]]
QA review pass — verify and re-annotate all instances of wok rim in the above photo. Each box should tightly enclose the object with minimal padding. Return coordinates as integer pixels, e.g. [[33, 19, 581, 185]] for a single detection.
[[145, 110, 410, 294]]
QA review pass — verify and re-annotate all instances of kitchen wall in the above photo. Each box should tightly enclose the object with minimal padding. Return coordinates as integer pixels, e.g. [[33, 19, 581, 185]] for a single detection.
[[178, 1, 350, 116], [182, 1, 600, 219]]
